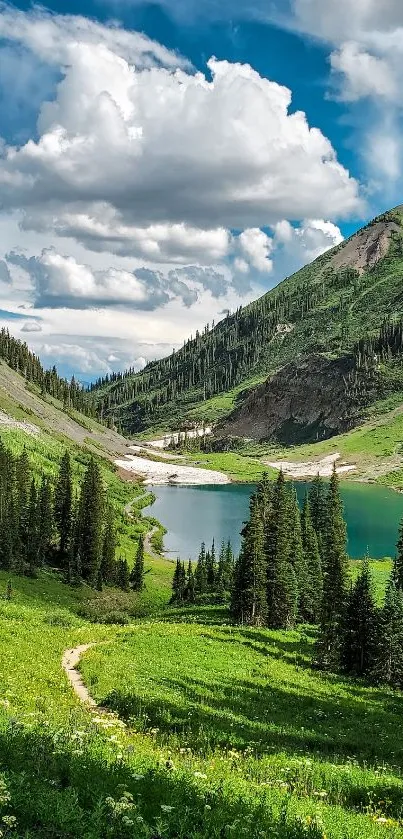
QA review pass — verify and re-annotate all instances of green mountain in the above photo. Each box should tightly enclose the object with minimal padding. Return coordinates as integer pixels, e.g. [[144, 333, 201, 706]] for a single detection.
[[91, 206, 403, 440]]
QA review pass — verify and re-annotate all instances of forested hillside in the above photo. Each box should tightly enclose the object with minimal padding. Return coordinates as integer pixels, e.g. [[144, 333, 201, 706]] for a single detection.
[[90, 206, 403, 434]]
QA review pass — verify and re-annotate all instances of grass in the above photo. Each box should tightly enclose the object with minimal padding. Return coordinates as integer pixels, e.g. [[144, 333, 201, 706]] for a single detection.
[[1, 571, 402, 838]]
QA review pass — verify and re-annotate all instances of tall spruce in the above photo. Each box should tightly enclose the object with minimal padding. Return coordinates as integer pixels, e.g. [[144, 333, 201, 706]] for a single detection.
[[394, 517, 403, 590], [232, 493, 267, 625], [171, 558, 186, 603], [316, 465, 349, 669], [54, 451, 73, 559], [372, 577, 403, 688], [308, 474, 327, 557], [76, 458, 105, 585], [288, 488, 310, 621], [194, 542, 207, 594], [185, 560, 196, 603], [116, 557, 130, 592], [266, 472, 297, 629], [37, 477, 53, 566], [101, 505, 117, 584], [300, 497, 323, 623], [341, 556, 378, 676], [130, 535, 145, 591]]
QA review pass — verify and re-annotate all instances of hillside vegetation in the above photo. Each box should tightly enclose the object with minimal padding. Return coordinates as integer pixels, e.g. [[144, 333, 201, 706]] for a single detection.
[[90, 206, 403, 437]]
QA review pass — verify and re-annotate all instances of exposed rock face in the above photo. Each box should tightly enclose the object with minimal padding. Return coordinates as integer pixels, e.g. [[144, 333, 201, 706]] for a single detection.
[[216, 355, 378, 444], [331, 214, 402, 275]]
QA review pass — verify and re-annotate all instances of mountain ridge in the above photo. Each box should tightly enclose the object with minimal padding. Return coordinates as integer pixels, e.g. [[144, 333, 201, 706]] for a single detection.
[[90, 205, 403, 439]]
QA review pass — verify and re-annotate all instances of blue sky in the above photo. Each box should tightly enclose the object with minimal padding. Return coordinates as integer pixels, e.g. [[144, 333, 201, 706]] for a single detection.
[[0, 0, 401, 378]]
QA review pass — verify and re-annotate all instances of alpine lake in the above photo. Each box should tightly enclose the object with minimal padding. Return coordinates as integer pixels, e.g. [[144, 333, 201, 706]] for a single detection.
[[150, 480, 403, 560]]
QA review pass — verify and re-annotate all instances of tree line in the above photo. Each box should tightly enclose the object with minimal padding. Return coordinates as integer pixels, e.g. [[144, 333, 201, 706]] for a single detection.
[[0, 440, 145, 592], [0, 328, 98, 418], [171, 539, 235, 605], [230, 467, 403, 689]]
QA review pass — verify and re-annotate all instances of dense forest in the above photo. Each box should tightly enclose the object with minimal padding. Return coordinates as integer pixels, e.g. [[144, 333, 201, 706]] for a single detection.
[[0, 440, 144, 592], [231, 468, 403, 688], [89, 211, 403, 432], [0, 328, 98, 419], [171, 539, 235, 605]]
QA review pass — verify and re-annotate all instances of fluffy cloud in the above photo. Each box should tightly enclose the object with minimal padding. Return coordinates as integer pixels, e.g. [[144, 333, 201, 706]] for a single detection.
[[0, 8, 360, 248], [20, 320, 42, 333], [5, 248, 231, 310], [274, 218, 343, 265], [238, 229, 273, 274], [330, 43, 397, 102], [0, 259, 10, 284]]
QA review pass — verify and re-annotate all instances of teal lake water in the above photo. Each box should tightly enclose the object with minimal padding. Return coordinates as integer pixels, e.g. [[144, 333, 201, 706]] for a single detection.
[[151, 482, 403, 560]]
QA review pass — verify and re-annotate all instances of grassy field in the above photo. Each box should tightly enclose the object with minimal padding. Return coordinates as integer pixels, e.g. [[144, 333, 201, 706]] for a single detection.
[[1, 570, 402, 839]]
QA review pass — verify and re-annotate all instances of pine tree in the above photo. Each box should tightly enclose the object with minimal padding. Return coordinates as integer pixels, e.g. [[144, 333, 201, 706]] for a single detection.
[[308, 474, 327, 557], [206, 539, 217, 588], [393, 518, 403, 590], [54, 451, 73, 559], [130, 535, 145, 591], [26, 478, 39, 575], [266, 472, 297, 629], [316, 465, 349, 669], [231, 493, 266, 625], [171, 558, 186, 603], [101, 505, 117, 584], [372, 577, 403, 688], [194, 542, 207, 594], [301, 497, 323, 623], [341, 556, 378, 676], [185, 560, 195, 603], [76, 458, 105, 585], [288, 488, 310, 621], [37, 477, 54, 566], [116, 557, 130, 592]]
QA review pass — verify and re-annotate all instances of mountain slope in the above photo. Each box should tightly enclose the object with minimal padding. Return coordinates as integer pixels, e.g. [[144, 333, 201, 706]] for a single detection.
[[91, 205, 403, 436]]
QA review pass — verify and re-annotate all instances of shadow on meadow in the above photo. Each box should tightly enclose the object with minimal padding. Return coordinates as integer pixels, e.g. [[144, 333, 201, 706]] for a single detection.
[[0, 715, 335, 839]]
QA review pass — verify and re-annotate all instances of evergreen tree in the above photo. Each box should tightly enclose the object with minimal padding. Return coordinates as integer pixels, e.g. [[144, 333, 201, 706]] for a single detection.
[[266, 472, 297, 629], [231, 493, 266, 625], [76, 458, 105, 584], [194, 542, 207, 594], [37, 477, 54, 566], [301, 497, 323, 623], [288, 488, 309, 621], [171, 558, 186, 603], [206, 539, 217, 588], [130, 535, 145, 591], [255, 471, 273, 527], [372, 578, 403, 688], [393, 518, 403, 590], [101, 505, 117, 584], [308, 474, 327, 557], [316, 465, 349, 669], [185, 560, 195, 603], [26, 479, 39, 574], [116, 557, 130, 592], [341, 556, 378, 676], [54, 451, 73, 559]]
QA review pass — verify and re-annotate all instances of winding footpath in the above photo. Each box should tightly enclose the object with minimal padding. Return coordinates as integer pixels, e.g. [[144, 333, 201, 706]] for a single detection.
[[124, 492, 162, 560], [62, 644, 97, 707]]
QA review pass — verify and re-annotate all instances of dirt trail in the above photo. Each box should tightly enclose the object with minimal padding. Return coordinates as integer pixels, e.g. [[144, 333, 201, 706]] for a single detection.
[[61, 644, 97, 706], [124, 493, 161, 560]]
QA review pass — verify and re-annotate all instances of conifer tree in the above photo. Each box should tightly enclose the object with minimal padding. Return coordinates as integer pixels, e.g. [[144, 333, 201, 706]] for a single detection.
[[26, 478, 39, 574], [288, 488, 310, 621], [372, 578, 403, 688], [116, 557, 130, 592], [76, 458, 105, 585], [130, 535, 145, 591], [194, 542, 207, 594], [206, 539, 217, 588], [341, 556, 378, 676], [266, 472, 297, 629], [316, 465, 349, 669], [54, 451, 73, 559], [37, 477, 53, 566], [231, 493, 266, 625], [255, 471, 272, 527], [308, 474, 327, 556], [171, 558, 186, 603], [301, 497, 323, 623], [101, 505, 117, 584], [185, 560, 195, 603], [393, 518, 403, 590]]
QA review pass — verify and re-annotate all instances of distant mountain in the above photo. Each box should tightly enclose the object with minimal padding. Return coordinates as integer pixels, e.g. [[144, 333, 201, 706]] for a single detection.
[[91, 205, 403, 441]]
